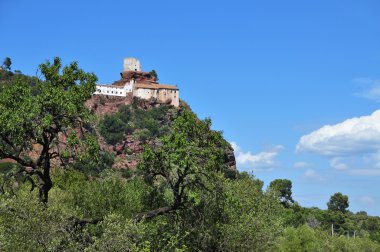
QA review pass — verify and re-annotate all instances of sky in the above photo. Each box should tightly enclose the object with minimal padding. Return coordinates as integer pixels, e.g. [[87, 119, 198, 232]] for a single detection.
[[1, 0, 380, 215]]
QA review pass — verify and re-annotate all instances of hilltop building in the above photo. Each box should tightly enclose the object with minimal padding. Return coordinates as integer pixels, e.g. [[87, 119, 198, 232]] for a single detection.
[[94, 58, 179, 107]]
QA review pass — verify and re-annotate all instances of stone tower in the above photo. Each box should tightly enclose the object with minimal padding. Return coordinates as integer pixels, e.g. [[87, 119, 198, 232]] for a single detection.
[[123, 57, 141, 72]]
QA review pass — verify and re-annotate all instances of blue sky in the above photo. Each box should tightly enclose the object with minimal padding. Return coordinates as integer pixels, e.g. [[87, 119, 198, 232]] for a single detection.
[[1, 0, 380, 215]]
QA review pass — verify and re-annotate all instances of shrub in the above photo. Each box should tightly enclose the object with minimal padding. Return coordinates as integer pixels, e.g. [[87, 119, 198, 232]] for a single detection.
[[136, 129, 151, 142], [99, 114, 126, 145]]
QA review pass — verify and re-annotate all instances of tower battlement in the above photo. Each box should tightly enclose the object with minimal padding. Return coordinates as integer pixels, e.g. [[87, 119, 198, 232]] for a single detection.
[[123, 57, 141, 72]]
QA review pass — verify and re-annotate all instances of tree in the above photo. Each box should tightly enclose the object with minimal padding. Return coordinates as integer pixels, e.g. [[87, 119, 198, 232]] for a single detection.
[[2, 57, 11, 71], [99, 114, 126, 145], [136, 110, 228, 220], [327, 192, 349, 213], [221, 176, 284, 251], [268, 179, 294, 207], [149, 69, 158, 81], [0, 57, 97, 204]]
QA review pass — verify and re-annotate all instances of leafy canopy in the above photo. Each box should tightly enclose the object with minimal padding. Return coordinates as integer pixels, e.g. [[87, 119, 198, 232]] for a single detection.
[[327, 192, 349, 213], [137, 110, 229, 219], [0, 57, 98, 203], [268, 179, 294, 207], [2, 57, 11, 71]]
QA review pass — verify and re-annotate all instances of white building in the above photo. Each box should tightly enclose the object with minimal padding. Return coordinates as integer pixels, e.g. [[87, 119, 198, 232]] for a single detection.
[[123, 58, 141, 72], [94, 80, 134, 97], [94, 58, 180, 107], [134, 83, 179, 107]]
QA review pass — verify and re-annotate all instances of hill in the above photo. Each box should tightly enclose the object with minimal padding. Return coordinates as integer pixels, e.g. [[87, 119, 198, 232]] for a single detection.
[[85, 94, 237, 173], [0, 60, 379, 251]]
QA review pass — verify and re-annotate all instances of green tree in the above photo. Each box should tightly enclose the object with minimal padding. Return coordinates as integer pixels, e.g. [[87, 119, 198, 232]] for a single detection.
[[221, 176, 284, 251], [277, 225, 322, 252], [149, 69, 158, 81], [0, 57, 97, 203], [99, 114, 126, 145], [268, 179, 294, 207], [136, 110, 228, 220], [2, 57, 11, 71], [86, 214, 148, 252], [0, 188, 86, 251], [327, 192, 349, 213]]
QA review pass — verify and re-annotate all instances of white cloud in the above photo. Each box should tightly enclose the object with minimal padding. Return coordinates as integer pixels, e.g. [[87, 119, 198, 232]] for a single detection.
[[359, 196, 375, 206], [348, 169, 380, 176], [230, 142, 283, 172], [296, 110, 380, 176], [330, 157, 348, 170], [294, 161, 310, 168], [353, 77, 380, 85], [364, 150, 380, 168], [353, 78, 380, 102], [230, 142, 240, 153], [297, 110, 380, 156], [303, 169, 325, 181]]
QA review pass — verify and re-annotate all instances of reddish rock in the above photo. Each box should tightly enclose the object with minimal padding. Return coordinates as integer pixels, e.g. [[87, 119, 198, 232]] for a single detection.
[[85, 95, 132, 117]]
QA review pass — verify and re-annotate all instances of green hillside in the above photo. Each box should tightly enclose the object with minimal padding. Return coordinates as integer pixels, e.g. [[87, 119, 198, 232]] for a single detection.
[[0, 58, 379, 251]]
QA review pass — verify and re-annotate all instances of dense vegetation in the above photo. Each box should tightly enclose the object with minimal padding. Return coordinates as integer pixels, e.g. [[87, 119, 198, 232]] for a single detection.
[[0, 58, 379, 251], [98, 102, 174, 145]]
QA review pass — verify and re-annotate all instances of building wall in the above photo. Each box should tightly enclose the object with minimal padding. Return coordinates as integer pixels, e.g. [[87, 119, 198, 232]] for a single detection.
[[133, 88, 155, 100], [134, 88, 179, 107], [123, 58, 141, 72], [94, 82, 134, 97], [94, 82, 179, 107], [171, 90, 179, 107]]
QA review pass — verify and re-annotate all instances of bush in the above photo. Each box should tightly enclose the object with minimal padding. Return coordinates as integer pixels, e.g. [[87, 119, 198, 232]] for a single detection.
[[99, 114, 126, 145], [136, 129, 151, 142], [85, 214, 147, 252], [98, 104, 176, 145], [220, 176, 284, 251], [72, 151, 114, 175], [0, 189, 86, 251]]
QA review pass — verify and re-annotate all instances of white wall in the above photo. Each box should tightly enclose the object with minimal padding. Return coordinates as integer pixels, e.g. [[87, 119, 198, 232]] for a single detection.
[[133, 88, 155, 100], [123, 58, 142, 72], [94, 82, 179, 107], [94, 85, 127, 97], [94, 80, 134, 97], [134, 88, 179, 107]]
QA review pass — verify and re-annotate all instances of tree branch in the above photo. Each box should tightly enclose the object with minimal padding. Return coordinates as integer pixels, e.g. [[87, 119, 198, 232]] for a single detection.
[[134, 206, 174, 221]]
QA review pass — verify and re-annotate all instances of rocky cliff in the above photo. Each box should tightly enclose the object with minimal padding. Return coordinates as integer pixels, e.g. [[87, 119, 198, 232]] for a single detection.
[[86, 95, 236, 173]]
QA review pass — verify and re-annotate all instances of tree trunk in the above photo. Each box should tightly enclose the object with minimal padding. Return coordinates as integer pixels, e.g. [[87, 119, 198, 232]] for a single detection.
[[38, 158, 53, 204], [38, 178, 52, 204]]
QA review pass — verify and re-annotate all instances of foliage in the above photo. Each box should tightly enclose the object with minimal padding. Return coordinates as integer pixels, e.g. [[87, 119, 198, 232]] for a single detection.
[[0, 188, 87, 251], [71, 151, 114, 175], [328, 192, 349, 213], [98, 103, 174, 145], [0, 66, 38, 90], [277, 225, 380, 252], [71, 176, 148, 220], [99, 114, 125, 145], [268, 178, 294, 207], [85, 214, 148, 252], [221, 176, 284, 251], [2, 57, 11, 70], [149, 69, 158, 81], [0, 57, 97, 203], [1, 63, 380, 251], [137, 110, 228, 219]]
